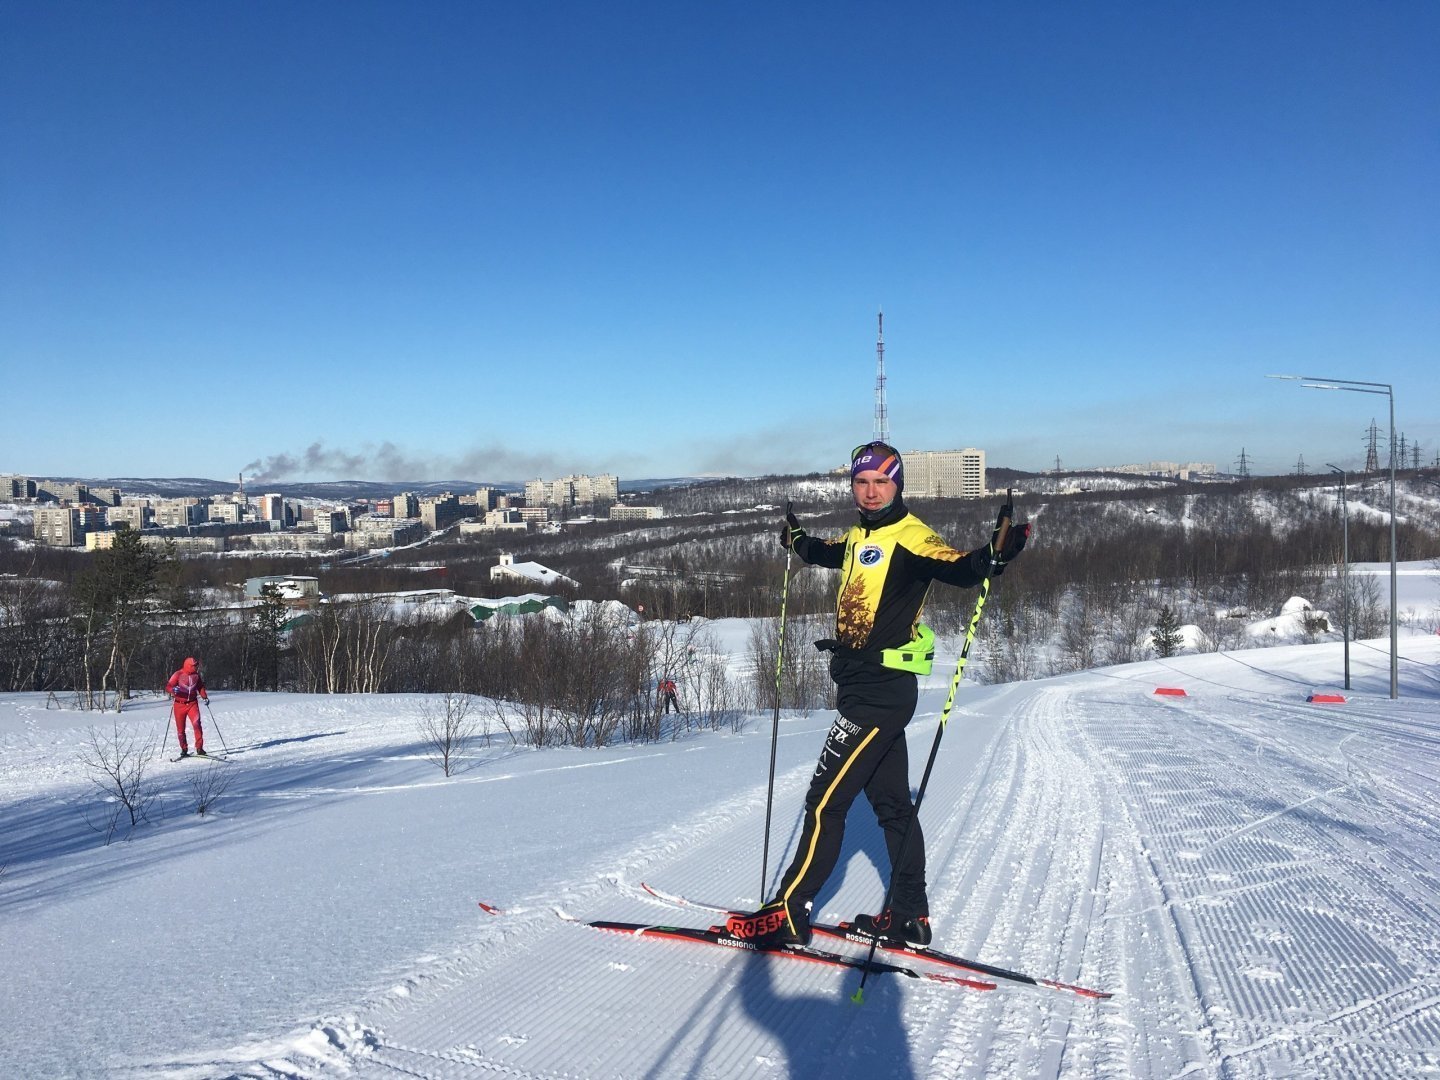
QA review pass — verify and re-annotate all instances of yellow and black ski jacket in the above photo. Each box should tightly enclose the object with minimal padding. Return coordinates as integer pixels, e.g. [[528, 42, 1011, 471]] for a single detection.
[[792, 501, 990, 676]]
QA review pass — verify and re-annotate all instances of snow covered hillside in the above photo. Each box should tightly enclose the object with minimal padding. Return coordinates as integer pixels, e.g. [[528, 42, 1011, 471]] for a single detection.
[[3, 628, 1440, 1078]]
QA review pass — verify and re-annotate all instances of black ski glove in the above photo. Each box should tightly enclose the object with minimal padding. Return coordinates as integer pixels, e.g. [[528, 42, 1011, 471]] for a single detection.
[[779, 510, 804, 550], [988, 518, 1030, 572]]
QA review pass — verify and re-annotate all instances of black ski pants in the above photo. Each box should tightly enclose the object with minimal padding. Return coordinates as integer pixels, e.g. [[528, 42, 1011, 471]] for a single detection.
[[774, 671, 928, 919]]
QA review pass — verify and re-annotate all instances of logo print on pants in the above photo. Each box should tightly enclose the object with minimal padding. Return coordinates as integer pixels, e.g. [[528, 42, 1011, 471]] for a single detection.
[[816, 715, 863, 777]]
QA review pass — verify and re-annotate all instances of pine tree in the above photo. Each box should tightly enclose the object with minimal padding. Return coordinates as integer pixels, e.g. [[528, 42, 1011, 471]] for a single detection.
[[253, 582, 288, 691], [1151, 604, 1184, 658], [73, 528, 161, 710]]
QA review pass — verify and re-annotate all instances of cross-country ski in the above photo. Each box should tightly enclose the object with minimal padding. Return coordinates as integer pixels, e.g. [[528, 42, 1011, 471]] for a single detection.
[[636, 881, 1111, 998], [585, 919, 997, 991]]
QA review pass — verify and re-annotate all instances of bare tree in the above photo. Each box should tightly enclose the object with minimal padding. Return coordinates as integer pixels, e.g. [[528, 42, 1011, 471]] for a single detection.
[[291, 599, 398, 693], [80, 721, 158, 843], [1191, 609, 1246, 654], [1052, 592, 1099, 675], [0, 569, 72, 692], [1350, 572, 1386, 640], [747, 614, 829, 714], [687, 653, 746, 734], [187, 762, 235, 815], [1102, 599, 1153, 665], [418, 692, 486, 776]]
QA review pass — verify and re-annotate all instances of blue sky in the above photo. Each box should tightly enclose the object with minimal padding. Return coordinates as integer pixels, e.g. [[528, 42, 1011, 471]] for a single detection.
[[3, 1, 1436, 484]]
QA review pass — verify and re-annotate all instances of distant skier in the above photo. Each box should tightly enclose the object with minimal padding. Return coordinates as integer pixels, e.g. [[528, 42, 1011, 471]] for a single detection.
[[165, 656, 209, 757], [726, 442, 1029, 949], [659, 678, 681, 714]]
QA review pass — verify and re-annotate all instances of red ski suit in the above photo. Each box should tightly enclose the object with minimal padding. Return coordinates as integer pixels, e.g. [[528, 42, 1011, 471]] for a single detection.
[[165, 657, 208, 752]]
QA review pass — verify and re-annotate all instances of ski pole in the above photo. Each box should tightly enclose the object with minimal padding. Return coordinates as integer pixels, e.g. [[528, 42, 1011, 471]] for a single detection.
[[853, 490, 1014, 1004], [202, 699, 228, 754], [158, 694, 174, 758], [760, 500, 796, 901]]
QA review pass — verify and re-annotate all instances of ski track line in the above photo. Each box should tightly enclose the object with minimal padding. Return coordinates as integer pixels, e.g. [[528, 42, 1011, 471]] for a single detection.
[[1089, 679, 1440, 1076], [1042, 688, 1209, 1077], [1072, 685, 1234, 1077], [924, 685, 1120, 1078]]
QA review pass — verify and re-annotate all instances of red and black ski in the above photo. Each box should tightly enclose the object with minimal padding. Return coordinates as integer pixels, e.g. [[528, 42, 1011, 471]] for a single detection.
[[812, 922, 1112, 999], [635, 882, 1111, 999], [586, 920, 995, 991]]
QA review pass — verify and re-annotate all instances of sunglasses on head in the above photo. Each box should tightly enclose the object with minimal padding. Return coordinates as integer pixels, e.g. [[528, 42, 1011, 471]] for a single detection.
[[852, 441, 899, 462]]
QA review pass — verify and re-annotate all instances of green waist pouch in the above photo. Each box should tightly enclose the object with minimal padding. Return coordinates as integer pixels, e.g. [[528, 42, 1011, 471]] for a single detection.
[[880, 623, 935, 675]]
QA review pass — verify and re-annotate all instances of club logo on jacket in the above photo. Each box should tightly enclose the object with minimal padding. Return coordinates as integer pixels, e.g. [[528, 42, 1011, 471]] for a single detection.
[[857, 544, 885, 566]]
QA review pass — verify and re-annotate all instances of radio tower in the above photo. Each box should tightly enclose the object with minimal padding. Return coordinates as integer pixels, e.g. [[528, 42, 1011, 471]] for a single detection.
[[873, 310, 889, 444]]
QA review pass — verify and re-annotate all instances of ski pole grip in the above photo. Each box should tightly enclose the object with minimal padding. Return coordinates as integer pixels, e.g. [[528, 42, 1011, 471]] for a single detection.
[[991, 488, 1014, 559]]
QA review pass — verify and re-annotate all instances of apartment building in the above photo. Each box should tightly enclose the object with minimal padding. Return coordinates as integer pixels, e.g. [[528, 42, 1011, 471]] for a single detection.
[[153, 499, 209, 528], [34, 506, 83, 546], [609, 505, 663, 521], [349, 518, 425, 548], [208, 501, 248, 524], [314, 508, 349, 534], [0, 475, 37, 500], [903, 448, 987, 499], [419, 494, 464, 531], [258, 493, 286, 522], [108, 504, 152, 530], [524, 473, 620, 509]]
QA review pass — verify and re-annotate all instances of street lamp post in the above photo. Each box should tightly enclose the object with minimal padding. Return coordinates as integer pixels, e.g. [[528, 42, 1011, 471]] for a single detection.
[[1268, 374, 1398, 699], [1326, 464, 1350, 690]]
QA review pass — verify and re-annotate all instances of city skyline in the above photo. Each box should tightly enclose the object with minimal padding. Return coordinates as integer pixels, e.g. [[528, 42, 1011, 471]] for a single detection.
[[4, 3, 1437, 482]]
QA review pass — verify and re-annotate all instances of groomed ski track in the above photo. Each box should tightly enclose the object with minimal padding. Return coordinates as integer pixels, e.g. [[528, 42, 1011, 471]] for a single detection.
[[325, 651, 1440, 1079], [7, 638, 1439, 1078]]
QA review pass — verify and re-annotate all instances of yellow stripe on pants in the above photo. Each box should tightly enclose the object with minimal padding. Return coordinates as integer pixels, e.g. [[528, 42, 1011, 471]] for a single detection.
[[778, 725, 879, 922]]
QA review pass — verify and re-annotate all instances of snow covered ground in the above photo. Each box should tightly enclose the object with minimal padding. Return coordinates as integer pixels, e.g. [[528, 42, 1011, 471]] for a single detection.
[[3, 591, 1440, 1077]]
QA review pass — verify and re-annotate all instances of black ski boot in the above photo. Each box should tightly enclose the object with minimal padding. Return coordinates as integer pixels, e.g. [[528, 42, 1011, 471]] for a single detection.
[[725, 898, 811, 947], [853, 908, 932, 948]]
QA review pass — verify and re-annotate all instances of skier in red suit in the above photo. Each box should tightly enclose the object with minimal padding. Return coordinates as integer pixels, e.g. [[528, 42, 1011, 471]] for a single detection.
[[165, 657, 209, 757]]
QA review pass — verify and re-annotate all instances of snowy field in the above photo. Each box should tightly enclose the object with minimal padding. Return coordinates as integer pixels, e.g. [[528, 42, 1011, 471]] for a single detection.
[[3, 578, 1440, 1078]]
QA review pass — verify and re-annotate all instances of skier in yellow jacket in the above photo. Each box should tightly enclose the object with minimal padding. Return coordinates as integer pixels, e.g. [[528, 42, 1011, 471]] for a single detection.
[[727, 442, 1029, 948]]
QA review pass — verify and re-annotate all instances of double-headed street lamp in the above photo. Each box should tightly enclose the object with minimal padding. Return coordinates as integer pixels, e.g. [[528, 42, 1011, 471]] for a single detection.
[[1326, 464, 1350, 690], [1268, 375, 1397, 699]]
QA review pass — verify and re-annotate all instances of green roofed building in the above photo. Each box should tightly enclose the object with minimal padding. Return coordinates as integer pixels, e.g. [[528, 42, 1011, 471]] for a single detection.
[[468, 594, 569, 623]]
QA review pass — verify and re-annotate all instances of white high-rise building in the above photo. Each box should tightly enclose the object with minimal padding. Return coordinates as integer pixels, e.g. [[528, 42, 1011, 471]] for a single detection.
[[903, 448, 986, 499]]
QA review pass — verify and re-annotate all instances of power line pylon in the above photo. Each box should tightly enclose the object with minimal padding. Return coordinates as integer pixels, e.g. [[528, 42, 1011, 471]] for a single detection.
[[1364, 421, 1380, 473]]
